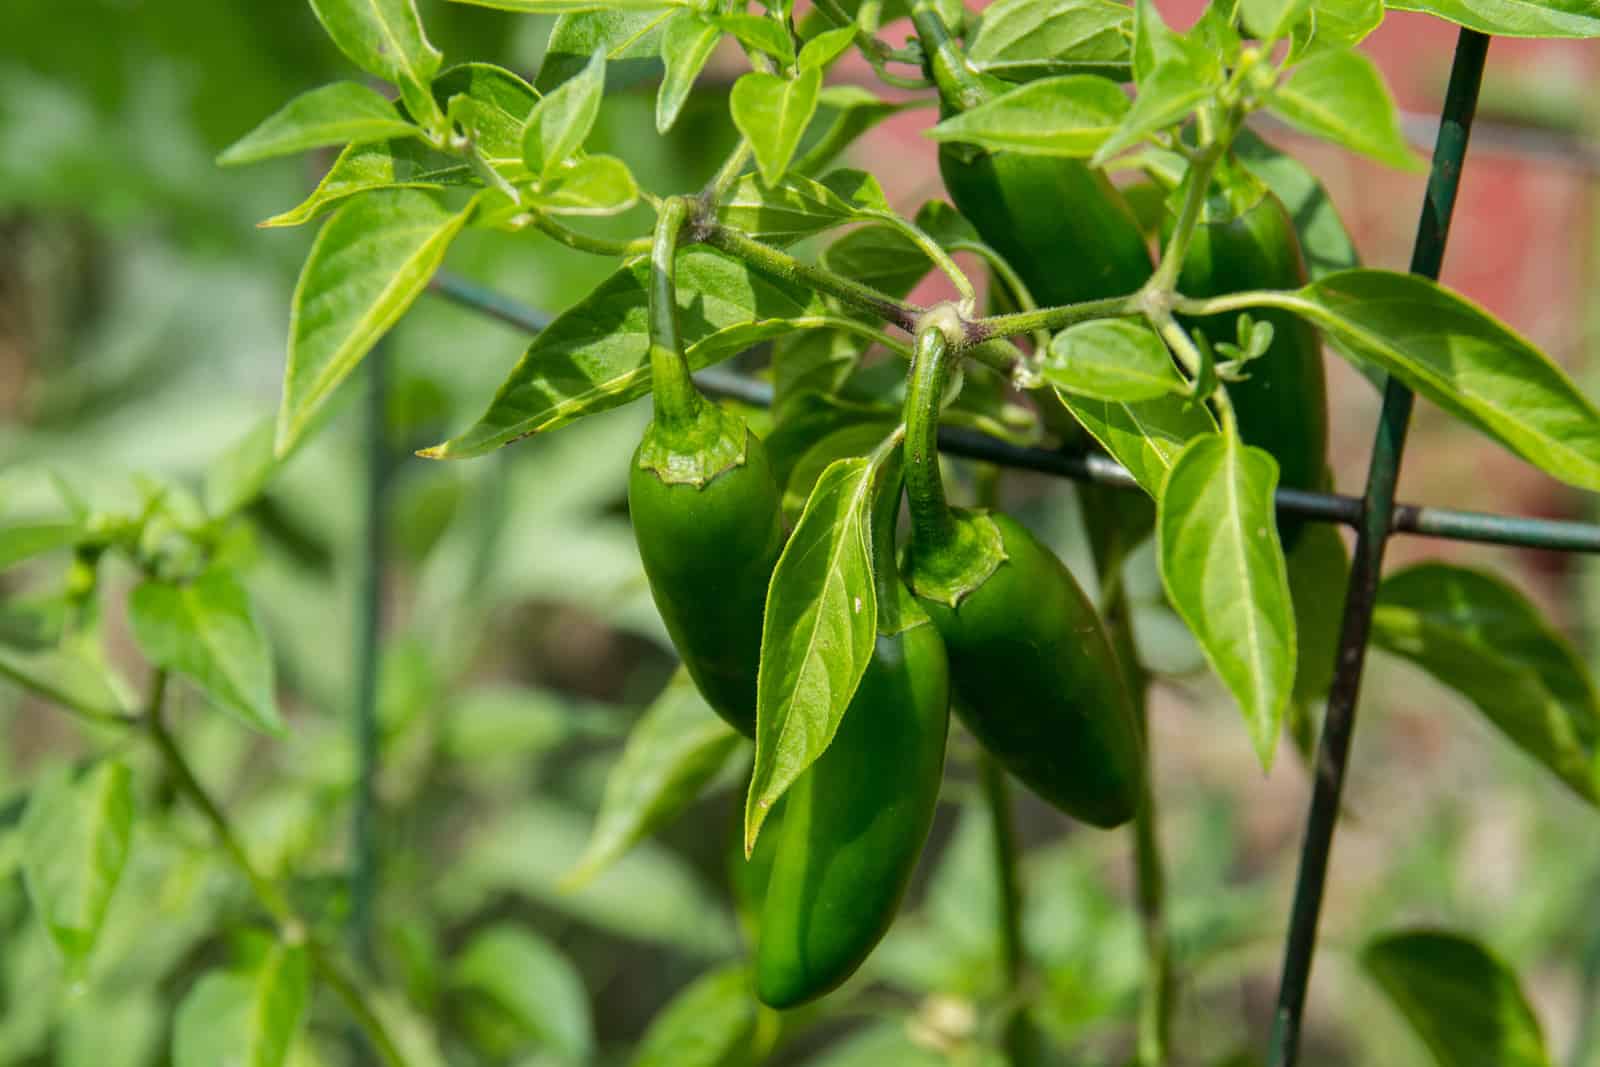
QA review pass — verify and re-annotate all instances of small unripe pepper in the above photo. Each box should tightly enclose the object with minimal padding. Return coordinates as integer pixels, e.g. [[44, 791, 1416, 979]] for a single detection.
[[900, 329, 1143, 827], [627, 198, 784, 737], [755, 450, 950, 1008]]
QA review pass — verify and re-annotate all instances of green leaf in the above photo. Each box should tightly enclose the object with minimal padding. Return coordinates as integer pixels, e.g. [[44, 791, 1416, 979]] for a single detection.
[[1133, 0, 1217, 84], [0, 646, 130, 722], [218, 82, 416, 166], [1045, 320, 1186, 401], [532, 154, 640, 216], [744, 455, 878, 852], [1286, 518, 1348, 713], [792, 84, 908, 175], [0, 521, 80, 570], [1233, 128, 1360, 281], [173, 945, 311, 1067], [1241, 0, 1313, 40], [277, 189, 471, 455], [1371, 563, 1600, 803], [1385, 0, 1600, 37], [538, 9, 672, 93], [259, 139, 465, 229], [781, 420, 899, 523], [307, 0, 443, 135], [968, 0, 1133, 80], [20, 761, 133, 967], [1158, 431, 1295, 764], [799, 26, 858, 69], [926, 75, 1131, 157], [822, 225, 936, 298], [204, 420, 279, 520], [629, 966, 757, 1067], [129, 568, 281, 734], [524, 48, 606, 181], [1054, 384, 1217, 494], [1363, 929, 1551, 1067], [452, 0, 676, 11], [451, 925, 593, 1062], [714, 170, 871, 243], [1269, 48, 1423, 171], [713, 13, 796, 62], [435, 62, 541, 164], [424, 247, 826, 458], [1271, 269, 1600, 490], [1091, 60, 1214, 164], [1307, 0, 1383, 49], [657, 12, 723, 133], [732, 68, 823, 186], [567, 669, 743, 885]]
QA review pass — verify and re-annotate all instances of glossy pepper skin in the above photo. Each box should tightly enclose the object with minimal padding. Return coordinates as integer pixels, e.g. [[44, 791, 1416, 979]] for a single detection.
[[629, 197, 784, 738], [901, 330, 1142, 827], [1168, 183, 1328, 519]]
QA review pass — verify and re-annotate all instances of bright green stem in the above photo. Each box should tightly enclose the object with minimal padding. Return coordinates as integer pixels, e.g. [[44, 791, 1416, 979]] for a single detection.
[[973, 293, 1141, 345], [1149, 144, 1223, 294], [910, 2, 987, 110], [868, 432, 909, 631], [648, 197, 704, 432], [532, 214, 650, 258], [904, 328, 957, 552]]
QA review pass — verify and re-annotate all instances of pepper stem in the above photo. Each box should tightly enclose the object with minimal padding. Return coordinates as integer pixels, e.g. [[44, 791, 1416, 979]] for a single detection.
[[647, 196, 703, 433], [868, 433, 908, 632], [909, 2, 988, 111], [904, 327, 958, 553]]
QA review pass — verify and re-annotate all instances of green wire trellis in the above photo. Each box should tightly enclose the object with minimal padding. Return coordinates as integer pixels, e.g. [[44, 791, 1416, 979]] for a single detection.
[[420, 28, 1538, 1061]]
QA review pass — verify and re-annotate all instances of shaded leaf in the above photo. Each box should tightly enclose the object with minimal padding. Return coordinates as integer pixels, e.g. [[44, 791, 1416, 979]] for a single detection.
[[435, 62, 541, 164], [1241, 0, 1313, 40], [452, 925, 593, 1062], [20, 761, 133, 967], [629, 966, 757, 1067], [1054, 381, 1217, 494], [1233, 127, 1360, 281], [173, 945, 311, 1067], [308, 0, 443, 134], [533, 154, 640, 216], [538, 8, 672, 93], [714, 170, 872, 243], [260, 139, 465, 229]]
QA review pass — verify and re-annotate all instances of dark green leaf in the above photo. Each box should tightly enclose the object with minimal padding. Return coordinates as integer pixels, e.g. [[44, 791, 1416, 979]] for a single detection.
[[1045, 320, 1186, 401], [927, 74, 1130, 157], [1158, 430, 1295, 764], [129, 568, 281, 734], [1286, 517, 1348, 712], [1385, 0, 1600, 37], [424, 247, 826, 458], [1269, 48, 1423, 171], [714, 170, 871, 243], [567, 670, 743, 885], [1363, 929, 1551, 1067], [218, 82, 416, 165], [629, 966, 757, 1067], [821, 225, 935, 298], [1233, 128, 1360, 281], [277, 189, 471, 454], [538, 8, 672, 93], [781, 420, 898, 522], [732, 68, 824, 185], [21, 761, 133, 967], [452, 925, 593, 1062], [172, 945, 310, 1067], [1372, 563, 1600, 803], [745, 455, 878, 851]]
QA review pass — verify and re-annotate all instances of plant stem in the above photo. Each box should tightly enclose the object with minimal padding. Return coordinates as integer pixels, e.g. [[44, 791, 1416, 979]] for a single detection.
[[903, 328, 958, 552], [1149, 310, 1238, 436], [971, 293, 1141, 343], [701, 223, 922, 332], [649, 197, 704, 431], [865, 209, 976, 307], [146, 671, 411, 1067], [702, 140, 754, 207], [1148, 144, 1223, 295], [532, 213, 651, 258], [911, 2, 986, 111], [979, 753, 1031, 1063]]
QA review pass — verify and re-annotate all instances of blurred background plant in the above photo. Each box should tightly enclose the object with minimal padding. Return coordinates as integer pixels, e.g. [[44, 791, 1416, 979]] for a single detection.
[[2, 2, 1599, 1066]]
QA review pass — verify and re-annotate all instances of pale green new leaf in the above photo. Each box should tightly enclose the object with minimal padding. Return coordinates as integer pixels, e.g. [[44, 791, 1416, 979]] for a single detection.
[[524, 49, 606, 181], [1308, 0, 1384, 49], [0, 521, 80, 570], [424, 247, 825, 458], [629, 966, 757, 1067], [927, 75, 1131, 157], [969, 0, 1133, 80], [567, 670, 743, 885], [1241, 0, 1313, 40], [1385, 0, 1600, 37], [259, 140, 465, 229], [1091, 60, 1214, 164], [1133, 0, 1217, 84], [452, 925, 593, 1062], [277, 189, 471, 454], [1363, 930, 1551, 1067], [1269, 270, 1600, 490], [745, 456, 877, 852], [534, 154, 640, 216], [1372, 563, 1600, 802], [1158, 431, 1295, 764], [731, 68, 823, 185], [799, 26, 858, 70], [1055, 377, 1217, 494], [1045, 320, 1186, 402], [21, 762, 134, 967], [657, 12, 722, 133], [307, 0, 443, 133], [0, 646, 131, 722], [1270, 48, 1424, 171], [129, 568, 281, 734], [713, 13, 795, 63], [218, 82, 416, 165], [172, 945, 311, 1067]]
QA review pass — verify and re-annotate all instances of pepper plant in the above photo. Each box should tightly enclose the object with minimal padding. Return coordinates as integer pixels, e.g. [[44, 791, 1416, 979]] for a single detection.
[[5, 0, 1600, 1064]]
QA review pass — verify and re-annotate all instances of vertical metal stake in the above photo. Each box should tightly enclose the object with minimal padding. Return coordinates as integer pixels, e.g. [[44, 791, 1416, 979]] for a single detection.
[[1266, 29, 1491, 1067]]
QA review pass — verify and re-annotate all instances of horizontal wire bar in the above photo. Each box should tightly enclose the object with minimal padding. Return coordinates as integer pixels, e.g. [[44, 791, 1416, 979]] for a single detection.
[[430, 279, 1600, 555]]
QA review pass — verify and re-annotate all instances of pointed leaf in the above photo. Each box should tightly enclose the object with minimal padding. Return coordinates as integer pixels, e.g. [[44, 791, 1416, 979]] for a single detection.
[[1269, 48, 1424, 171], [1045, 319, 1186, 401], [452, 925, 593, 1062], [259, 140, 465, 229], [1306, 0, 1383, 49], [927, 75, 1131, 157], [452, 0, 675, 10], [712, 13, 796, 63], [1158, 431, 1295, 764], [538, 8, 672, 93], [173, 945, 311, 1067], [714, 170, 871, 243], [524, 49, 606, 181], [21, 761, 134, 966], [567, 669, 743, 885], [435, 62, 541, 164], [307, 0, 444, 134], [657, 12, 723, 133], [533, 154, 640, 216], [218, 82, 417, 165], [423, 247, 826, 458], [1134, 0, 1217, 84], [1385, 0, 1600, 37], [745, 456, 877, 851], [629, 966, 757, 1067], [278, 189, 471, 454], [731, 68, 823, 185], [129, 568, 281, 734], [1372, 563, 1600, 803], [968, 0, 1133, 81], [799, 26, 858, 70], [0, 645, 131, 722], [1054, 382, 1218, 494], [1363, 930, 1551, 1067], [1091, 60, 1214, 164]]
